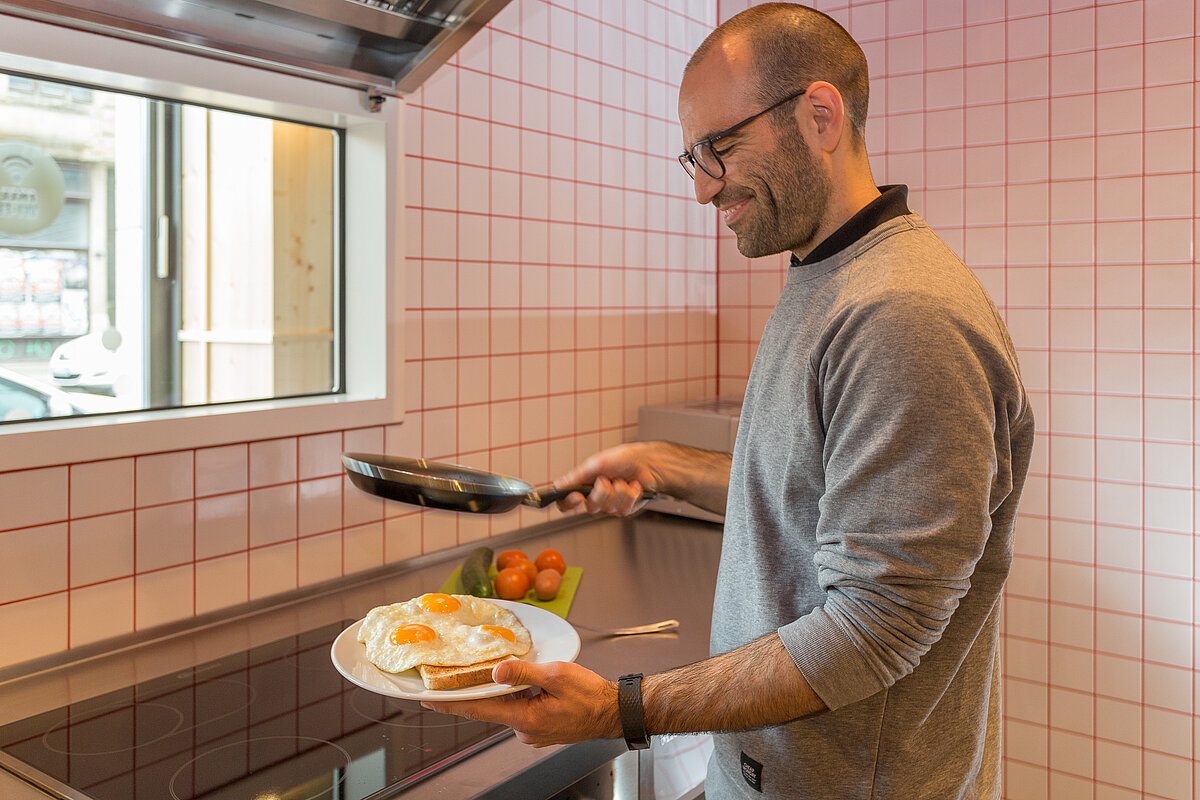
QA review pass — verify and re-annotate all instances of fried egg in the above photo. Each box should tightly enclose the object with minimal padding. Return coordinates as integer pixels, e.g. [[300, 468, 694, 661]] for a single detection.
[[357, 593, 533, 673]]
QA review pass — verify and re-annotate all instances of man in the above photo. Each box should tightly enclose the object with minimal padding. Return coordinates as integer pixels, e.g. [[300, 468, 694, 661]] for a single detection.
[[423, 4, 1034, 798]]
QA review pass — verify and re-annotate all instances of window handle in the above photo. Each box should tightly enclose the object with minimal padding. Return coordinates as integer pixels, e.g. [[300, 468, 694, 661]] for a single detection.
[[156, 214, 170, 279]]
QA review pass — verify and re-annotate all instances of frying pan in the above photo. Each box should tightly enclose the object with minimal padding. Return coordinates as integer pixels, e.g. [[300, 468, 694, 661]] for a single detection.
[[342, 452, 654, 514]]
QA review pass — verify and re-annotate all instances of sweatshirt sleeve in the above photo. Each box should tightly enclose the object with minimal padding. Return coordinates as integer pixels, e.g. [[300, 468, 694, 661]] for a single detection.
[[776, 281, 1022, 711]]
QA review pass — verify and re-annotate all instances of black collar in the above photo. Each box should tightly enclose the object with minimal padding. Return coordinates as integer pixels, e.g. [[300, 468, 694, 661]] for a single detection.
[[790, 185, 910, 267]]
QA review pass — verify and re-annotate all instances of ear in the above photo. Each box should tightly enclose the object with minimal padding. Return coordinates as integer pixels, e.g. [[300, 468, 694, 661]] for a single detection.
[[801, 81, 846, 154]]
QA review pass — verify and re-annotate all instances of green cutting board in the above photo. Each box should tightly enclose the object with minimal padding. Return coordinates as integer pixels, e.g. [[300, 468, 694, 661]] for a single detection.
[[439, 565, 582, 619]]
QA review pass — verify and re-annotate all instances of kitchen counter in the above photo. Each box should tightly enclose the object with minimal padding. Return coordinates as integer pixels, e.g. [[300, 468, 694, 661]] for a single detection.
[[0, 510, 723, 800]]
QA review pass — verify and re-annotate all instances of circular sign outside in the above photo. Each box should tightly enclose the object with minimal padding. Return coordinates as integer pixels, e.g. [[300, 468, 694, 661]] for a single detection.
[[0, 141, 67, 236]]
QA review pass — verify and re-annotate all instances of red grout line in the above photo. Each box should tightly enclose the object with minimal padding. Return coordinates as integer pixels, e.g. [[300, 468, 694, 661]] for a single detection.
[[1191, 6, 1197, 795], [65, 463, 72, 650], [1138, 3, 1148, 789], [1041, 7, 1058, 789], [1091, 20, 1102, 776], [245, 444, 252, 603], [456, 51, 466, 548], [131, 454, 138, 632]]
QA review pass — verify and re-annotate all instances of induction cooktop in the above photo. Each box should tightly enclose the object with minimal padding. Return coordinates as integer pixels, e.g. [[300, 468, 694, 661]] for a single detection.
[[0, 619, 511, 799]]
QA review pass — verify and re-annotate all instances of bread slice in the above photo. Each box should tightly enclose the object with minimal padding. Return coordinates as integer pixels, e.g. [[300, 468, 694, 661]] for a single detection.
[[418, 655, 517, 690]]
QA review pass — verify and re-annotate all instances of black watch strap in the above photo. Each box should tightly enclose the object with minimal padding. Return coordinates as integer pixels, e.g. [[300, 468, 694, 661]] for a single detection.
[[617, 673, 650, 750]]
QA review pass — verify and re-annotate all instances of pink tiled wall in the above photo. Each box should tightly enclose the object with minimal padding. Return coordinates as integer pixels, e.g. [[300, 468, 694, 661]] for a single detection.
[[0, 1, 720, 669], [720, 1, 1197, 798], [3, 1, 1196, 796]]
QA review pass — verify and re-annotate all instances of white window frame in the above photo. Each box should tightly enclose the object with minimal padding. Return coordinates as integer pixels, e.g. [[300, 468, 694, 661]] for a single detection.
[[0, 14, 404, 472]]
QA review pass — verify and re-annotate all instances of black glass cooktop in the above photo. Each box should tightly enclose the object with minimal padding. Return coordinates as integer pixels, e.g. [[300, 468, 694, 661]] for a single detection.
[[0, 620, 511, 799]]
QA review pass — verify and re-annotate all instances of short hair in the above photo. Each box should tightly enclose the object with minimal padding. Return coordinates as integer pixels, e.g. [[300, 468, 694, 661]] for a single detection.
[[686, 3, 870, 145]]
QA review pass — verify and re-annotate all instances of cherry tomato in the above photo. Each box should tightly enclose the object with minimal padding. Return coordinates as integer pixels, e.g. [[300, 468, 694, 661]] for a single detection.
[[534, 568, 562, 601], [509, 557, 538, 582], [496, 550, 529, 571], [534, 548, 567, 575], [494, 567, 531, 600]]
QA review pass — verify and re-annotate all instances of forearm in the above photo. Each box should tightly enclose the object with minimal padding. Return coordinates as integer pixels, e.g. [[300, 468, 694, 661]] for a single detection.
[[650, 441, 731, 515], [421, 633, 823, 748], [641, 632, 826, 735]]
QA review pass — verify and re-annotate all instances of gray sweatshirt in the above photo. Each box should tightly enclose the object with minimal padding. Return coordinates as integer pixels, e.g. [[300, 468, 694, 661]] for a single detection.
[[706, 213, 1034, 799]]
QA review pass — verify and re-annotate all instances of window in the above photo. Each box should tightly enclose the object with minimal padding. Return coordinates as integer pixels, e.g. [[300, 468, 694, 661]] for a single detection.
[[0, 75, 343, 419], [0, 16, 402, 471]]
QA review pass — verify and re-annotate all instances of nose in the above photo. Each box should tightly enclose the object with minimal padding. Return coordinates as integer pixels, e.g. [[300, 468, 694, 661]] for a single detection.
[[692, 168, 724, 205]]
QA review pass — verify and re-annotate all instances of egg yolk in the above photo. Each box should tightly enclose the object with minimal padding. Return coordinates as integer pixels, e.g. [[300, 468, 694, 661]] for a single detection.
[[418, 593, 462, 613], [390, 623, 437, 645], [480, 625, 515, 642]]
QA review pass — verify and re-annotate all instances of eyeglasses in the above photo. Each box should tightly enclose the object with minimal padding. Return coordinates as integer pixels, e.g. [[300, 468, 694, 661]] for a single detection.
[[678, 87, 808, 180]]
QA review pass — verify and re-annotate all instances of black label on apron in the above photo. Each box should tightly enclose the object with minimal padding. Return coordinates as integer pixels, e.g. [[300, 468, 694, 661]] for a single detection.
[[740, 750, 764, 792]]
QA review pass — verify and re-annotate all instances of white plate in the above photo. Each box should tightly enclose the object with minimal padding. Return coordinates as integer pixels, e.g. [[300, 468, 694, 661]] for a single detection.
[[330, 598, 582, 701]]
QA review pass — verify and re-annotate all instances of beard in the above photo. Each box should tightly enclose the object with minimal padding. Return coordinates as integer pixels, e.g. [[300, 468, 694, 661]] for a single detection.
[[717, 132, 832, 259]]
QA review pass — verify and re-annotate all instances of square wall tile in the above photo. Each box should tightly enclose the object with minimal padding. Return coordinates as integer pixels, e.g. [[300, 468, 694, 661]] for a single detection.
[[249, 485, 297, 547], [69, 578, 134, 648], [0, 593, 67, 669], [298, 477, 342, 537], [196, 493, 248, 559], [249, 541, 297, 601], [1143, 663, 1190, 713], [136, 451, 194, 506], [135, 501, 194, 573], [195, 445, 248, 497], [421, 509, 457, 554], [1048, 728, 1092, 778], [195, 554, 249, 615], [70, 459, 133, 518], [0, 466, 67, 531], [423, 359, 459, 409], [343, 522, 383, 574], [343, 427, 383, 454], [250, 438, 297, 488], [0, 522, 67, 604], [135, 565, 193, 630], [1142, 707, 1190, 759], [343, 473, 383, 529], [71, 512, 134, 587], [298, 531, 342, 587], [384, 516, 422, 564]]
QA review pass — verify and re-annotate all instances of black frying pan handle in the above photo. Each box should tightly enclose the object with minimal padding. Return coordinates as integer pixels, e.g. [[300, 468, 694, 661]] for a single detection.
[[525, 484, 658, 509]]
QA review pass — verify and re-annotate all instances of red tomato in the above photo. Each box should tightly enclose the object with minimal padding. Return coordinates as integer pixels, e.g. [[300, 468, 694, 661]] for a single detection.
[[534, 549, 566, 575], [494, 567, 531, 600], [496, 550, 529, 571], [509, 557, 538, 582], [534, 568, 562, 601]]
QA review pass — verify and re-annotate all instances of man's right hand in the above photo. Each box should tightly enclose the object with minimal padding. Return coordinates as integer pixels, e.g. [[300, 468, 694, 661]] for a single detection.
[[553, 441, 731, 517]]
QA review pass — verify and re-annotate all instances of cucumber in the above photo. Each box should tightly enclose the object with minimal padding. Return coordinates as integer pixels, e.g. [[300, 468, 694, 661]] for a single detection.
[[460, 546, 495, 597]]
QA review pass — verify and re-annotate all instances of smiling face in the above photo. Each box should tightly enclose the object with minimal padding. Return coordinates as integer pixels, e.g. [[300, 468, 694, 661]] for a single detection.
[[679, 37, 833, 259]]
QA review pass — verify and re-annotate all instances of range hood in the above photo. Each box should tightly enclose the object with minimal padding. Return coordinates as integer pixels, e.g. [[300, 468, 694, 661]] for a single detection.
[[0, 0, 512, 96]]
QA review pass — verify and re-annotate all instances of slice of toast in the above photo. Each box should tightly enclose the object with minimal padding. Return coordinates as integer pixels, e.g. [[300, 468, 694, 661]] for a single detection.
[[418, 655, 517, 691]]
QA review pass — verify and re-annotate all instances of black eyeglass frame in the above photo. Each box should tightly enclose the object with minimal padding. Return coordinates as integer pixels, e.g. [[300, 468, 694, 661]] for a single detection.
[[678, 87, 808, 180]]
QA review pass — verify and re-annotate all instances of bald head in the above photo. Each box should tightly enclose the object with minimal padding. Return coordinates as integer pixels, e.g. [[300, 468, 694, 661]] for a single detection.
[[685, 3, 870, 146]]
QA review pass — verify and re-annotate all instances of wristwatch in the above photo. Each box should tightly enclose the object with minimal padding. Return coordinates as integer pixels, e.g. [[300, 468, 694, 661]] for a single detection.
[[617, 673, 650, 750]]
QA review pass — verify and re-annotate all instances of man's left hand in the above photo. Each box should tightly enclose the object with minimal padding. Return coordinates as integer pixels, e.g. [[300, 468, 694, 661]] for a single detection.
[[421, 659, 622, 747]]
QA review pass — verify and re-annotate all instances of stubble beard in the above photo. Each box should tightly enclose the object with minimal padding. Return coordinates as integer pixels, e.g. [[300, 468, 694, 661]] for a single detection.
[[722, 137, 831, 260]]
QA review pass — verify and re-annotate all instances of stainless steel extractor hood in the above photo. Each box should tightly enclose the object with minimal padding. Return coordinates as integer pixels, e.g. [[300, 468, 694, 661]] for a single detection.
[[0, 0, 511, 95]]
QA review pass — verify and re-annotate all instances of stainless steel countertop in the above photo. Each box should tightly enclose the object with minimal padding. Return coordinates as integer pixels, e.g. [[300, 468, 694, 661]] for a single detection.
[[0, 510, 724, 800]]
